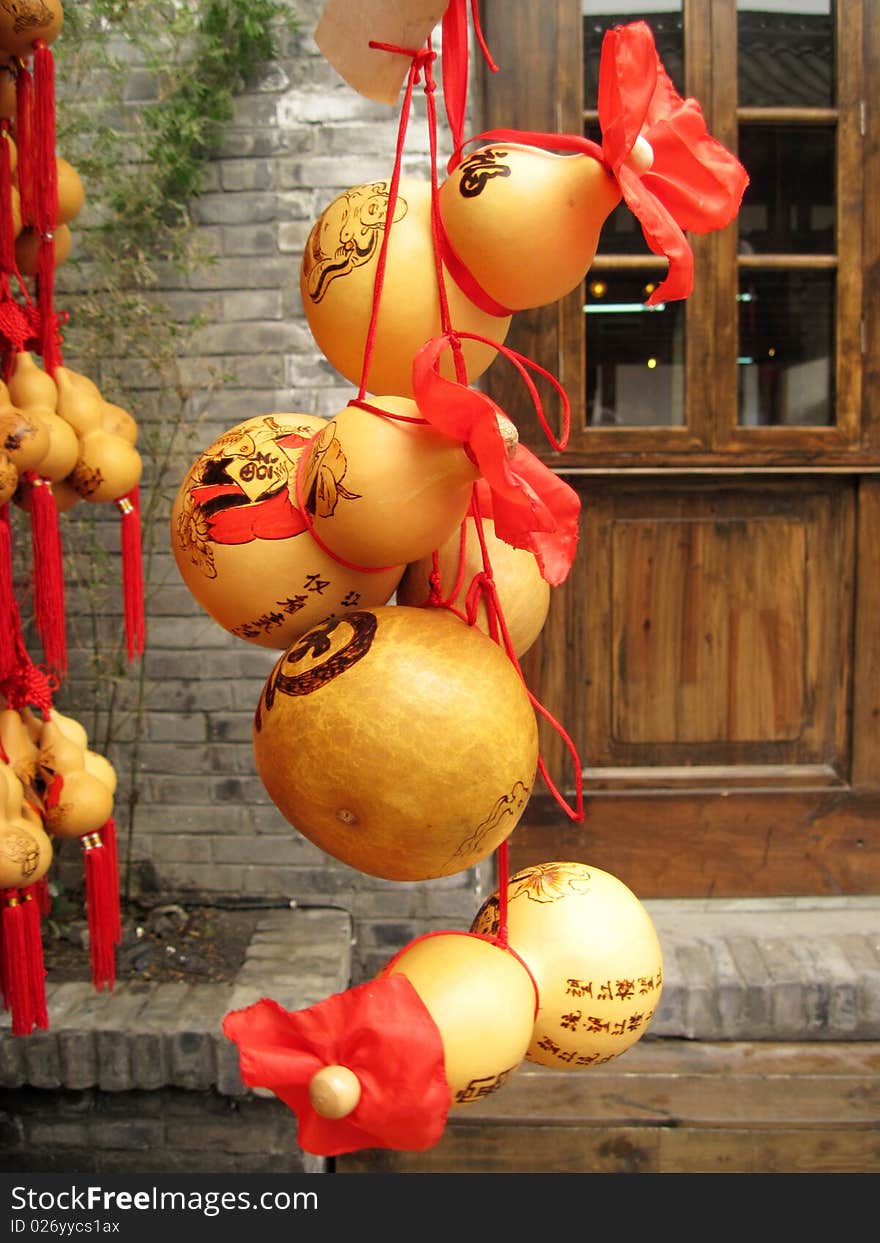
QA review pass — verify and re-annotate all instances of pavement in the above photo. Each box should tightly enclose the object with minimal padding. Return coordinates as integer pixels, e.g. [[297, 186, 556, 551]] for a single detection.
[[2, 898, 880, 1097]]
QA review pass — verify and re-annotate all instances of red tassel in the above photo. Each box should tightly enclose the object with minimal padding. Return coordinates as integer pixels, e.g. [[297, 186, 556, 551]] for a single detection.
[[82, 828, 119, 992], [1, 888, 35, 1036], [21, 884, 48, 1029], [100, 816, 122, 943], [26, 472, 66, 676], [118, 488, 145, 660], [14, 64, 33, 229], [0, 504, 16, 681], [34, 873, 51, 916]]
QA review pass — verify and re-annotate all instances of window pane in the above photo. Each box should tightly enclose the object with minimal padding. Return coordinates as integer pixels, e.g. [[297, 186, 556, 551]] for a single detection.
[[738, 124, 835, 254], [585, 270, 685, 427], [737, 270, 834, 426], [737, 2, 834, 108], [583, 6, 684, 109]]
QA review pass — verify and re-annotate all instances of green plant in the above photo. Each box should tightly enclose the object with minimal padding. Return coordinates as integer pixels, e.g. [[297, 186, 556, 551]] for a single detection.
[[35, 0, 299, 903]]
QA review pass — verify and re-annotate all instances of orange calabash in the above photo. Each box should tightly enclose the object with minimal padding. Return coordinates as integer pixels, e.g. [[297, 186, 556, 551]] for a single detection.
[[15, 222, 71, 276], [300, 397, 478, 568], [439, 143, 621, 310], [300, 177, 510, 397], [472, 861, 663, 1069], [0, 0, 63, 57], [171, 413, 403, 649], [381, 932, 536, 1106], [252, 605, 539, 880], [397, 513, 551, 657]]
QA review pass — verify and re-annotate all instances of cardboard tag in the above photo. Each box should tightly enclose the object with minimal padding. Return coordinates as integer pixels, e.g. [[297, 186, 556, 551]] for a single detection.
[[315, 0, 450, 105]]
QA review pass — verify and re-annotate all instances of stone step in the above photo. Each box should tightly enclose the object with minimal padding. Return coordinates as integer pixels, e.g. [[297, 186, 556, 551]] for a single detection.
[[2, 899, 879, 1096]]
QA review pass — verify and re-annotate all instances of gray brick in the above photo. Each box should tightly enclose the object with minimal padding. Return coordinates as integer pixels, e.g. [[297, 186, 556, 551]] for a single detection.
[[95, 986, 157, 1092]]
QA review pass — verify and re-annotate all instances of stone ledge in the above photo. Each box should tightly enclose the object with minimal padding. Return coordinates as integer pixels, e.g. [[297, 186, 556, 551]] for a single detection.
[[647, 898, 880, 1041], [0, 907, 352, 1095], [4, 899, 880, 1097]]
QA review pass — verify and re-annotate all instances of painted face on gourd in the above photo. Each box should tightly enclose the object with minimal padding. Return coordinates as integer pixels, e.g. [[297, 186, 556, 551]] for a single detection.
[[171, 413, 403, 649], [300, 177, 511, 398]]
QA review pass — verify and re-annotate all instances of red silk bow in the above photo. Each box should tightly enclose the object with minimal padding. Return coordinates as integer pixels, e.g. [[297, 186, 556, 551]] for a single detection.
[[448, 20, 748, 306], [599, 20, 749, 304], [223, 975, 450, 1157], [412, 333, 581, 587]]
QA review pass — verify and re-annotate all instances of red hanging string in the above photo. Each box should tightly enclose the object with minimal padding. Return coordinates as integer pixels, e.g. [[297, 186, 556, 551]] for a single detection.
[[440, 0, 499, 163], [32, 40, 61, 374], [359, 42, 436, 399]]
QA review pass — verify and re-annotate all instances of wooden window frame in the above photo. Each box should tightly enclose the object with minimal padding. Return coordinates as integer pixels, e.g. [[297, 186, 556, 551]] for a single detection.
[[479, 1, 877, 471]]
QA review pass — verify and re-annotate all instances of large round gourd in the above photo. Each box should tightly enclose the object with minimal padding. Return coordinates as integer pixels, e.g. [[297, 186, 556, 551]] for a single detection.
[[300, 178, 511, 397], [253, 605, 539, 880], [171, 412, 404, 649], [472, 861, 663, 1069]]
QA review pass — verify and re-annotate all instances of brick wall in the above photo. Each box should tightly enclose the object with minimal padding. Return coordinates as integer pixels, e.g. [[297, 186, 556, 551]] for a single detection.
[[46, 3, 491, 985]]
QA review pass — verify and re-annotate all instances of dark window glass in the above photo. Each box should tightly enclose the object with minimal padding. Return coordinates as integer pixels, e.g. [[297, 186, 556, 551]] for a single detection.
[[585, 269, 685, 427], [737, 270, 834, 426], [737, 3, 834, 109], [738, 124, 835, 255]]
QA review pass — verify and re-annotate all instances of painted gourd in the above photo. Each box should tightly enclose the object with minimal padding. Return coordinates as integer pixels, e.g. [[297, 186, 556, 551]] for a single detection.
[[439, 143, 621, 311], [299, 396, 479, 568], [472, 861, 663, 1069], [381, 932, 536, 1106], [252, 605, 538, 880], [171, 412, 404, 649], [300, 177, 511, 397]]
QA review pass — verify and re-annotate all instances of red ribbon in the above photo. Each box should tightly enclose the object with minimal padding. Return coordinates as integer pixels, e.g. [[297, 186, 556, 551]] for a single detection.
[[412, 332, 580, 587]]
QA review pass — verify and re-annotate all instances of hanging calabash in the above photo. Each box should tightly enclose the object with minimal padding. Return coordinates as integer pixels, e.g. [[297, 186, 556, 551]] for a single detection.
[[252, 604, 539, 881], [15, 222, 72, 277], [0, 814, 52, 888], [100, 401, 138, 445], [67, 427, 143, 503], [0, 448, 16, 502], [24, 408, 78, 482], [0, 0, 63, 58], [55, 156, 85, 224], [171, 412, 404, 650], [0, 707, 39, 789], [0, 403, 49, 472], [379, 932, 537, 1107], [300, 177, 511, 397], [299, 396, 493, 569], [36, 720, 114, 840], [396, 512, 551, 658], [471, 861, 663, 1069], [0, 762, 52, 888], [7, 351, 57, 411], [439, 143, 620, 311]]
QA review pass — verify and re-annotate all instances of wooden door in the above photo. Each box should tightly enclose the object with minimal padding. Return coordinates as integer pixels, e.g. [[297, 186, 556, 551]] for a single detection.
[[478, 1, 880, 896]]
